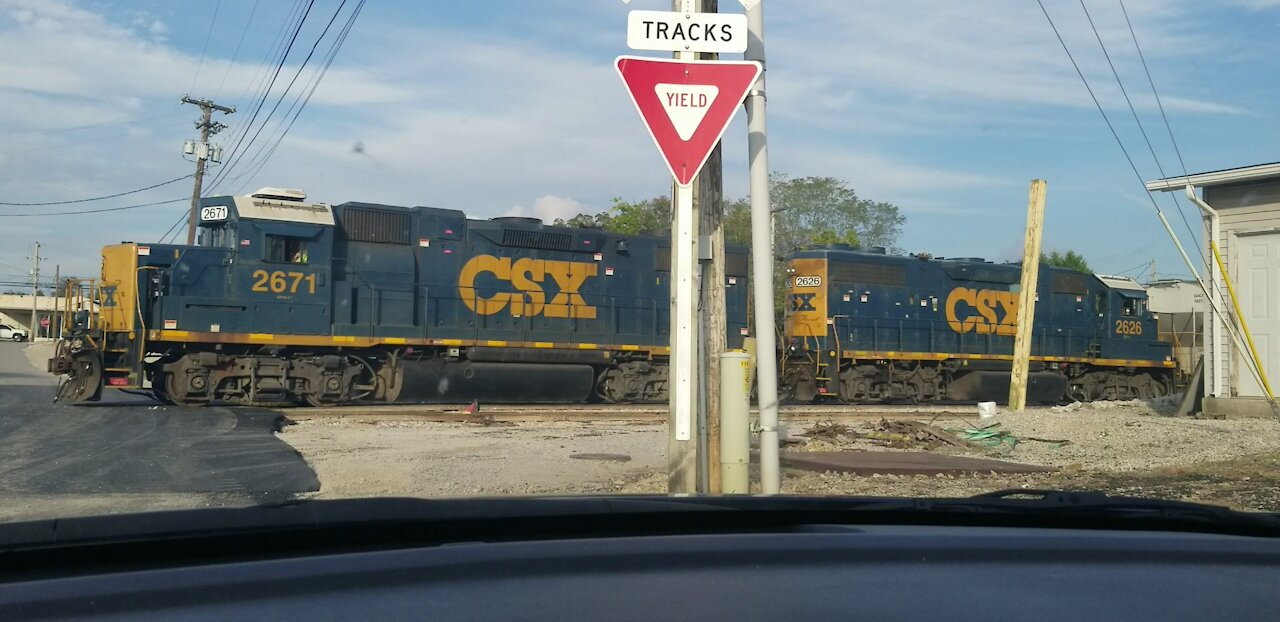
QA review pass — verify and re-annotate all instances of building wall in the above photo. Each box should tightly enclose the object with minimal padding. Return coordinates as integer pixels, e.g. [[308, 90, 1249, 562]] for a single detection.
[[1146, 280, 1205, 379], [1203, 180, 1280, 400]]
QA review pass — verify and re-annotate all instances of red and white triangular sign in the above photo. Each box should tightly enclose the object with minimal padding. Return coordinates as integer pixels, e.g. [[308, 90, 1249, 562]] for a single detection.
[[615, 56, 761, 187]]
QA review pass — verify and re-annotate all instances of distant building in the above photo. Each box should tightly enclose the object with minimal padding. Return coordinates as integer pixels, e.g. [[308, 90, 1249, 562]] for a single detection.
[[1148, 162, 1280, 417], [1144, 279, 1205, 382]]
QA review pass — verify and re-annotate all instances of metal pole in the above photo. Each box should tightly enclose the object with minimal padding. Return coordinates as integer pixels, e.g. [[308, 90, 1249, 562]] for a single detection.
[[1008, 180, 1046, 411], [719, 351, 751, 493], [744, 0, 780, 494], [666, 0, 701, 494]]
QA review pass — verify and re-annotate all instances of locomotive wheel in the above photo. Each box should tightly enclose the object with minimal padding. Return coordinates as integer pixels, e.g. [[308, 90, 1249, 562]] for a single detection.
[[152, 372, 206, 407], [55, 352, 103, 403]]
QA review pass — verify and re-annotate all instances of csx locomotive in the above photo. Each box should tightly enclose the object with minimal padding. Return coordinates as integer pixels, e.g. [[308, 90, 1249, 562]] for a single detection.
[[780, 246, 1175, 404], [49, 188, 751, 406]]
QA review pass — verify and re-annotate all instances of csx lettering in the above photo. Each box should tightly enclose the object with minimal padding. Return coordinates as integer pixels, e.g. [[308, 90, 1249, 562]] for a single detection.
[[1115, 320, 1143, 336], [945, 287, 1018, 336], [458, 255, 597, 319], [100, 285, 118, 308], [790, 293, 817, 312]]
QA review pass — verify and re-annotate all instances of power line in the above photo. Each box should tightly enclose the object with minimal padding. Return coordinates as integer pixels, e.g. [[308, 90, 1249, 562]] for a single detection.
[[229, 0, 368, 192], [1078, 0, 1204, 265], [205, 0, 317, 195], [1036, 1, 1161, 214], [0, 198, 185, 218], [208, 0, 345, 194], [0, 175, 193, 206], [214, 0, 263, 99], [190, 0, 224, 93]]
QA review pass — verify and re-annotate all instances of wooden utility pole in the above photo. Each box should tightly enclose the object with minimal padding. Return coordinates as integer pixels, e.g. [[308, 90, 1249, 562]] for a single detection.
[[695, 0, 727, 494], [28, 241, 42, 340], [1009, 180, 1047, 411], [181, 96, 235, 245]]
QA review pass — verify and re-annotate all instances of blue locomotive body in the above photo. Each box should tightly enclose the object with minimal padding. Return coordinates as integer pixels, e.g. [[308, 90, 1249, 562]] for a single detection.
[[61, 190, 748, 406], [781, 248, 1175, 404]]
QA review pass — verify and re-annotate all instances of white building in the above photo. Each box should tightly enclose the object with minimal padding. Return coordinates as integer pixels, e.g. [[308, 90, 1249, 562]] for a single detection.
[[1148, 162, 1280, 417]]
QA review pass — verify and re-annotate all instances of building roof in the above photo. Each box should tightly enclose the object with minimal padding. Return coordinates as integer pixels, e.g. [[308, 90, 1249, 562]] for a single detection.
[[1146, 161, 1280, 192]]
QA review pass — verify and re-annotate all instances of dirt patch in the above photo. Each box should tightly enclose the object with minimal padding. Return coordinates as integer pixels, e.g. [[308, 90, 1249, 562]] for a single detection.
[[281, 418, 664, 498]]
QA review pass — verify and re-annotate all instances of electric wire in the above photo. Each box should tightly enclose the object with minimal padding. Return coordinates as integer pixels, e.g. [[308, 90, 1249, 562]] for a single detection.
[[0, 198, 185, 218], [209, 0, 348, 193], [189, 0, 223, 93], [213, 0, 263, 99], [203, 0, 317, 195], [229, 0, 367, 192], [1078, 0, 1204, 265], [0, 175, 193, 206]]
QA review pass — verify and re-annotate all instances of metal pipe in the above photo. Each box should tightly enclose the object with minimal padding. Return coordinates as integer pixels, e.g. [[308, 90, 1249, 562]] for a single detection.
[[1185, 185, 1223, 397], [744, 0, 780, 494], [719, 351, 751, 493]]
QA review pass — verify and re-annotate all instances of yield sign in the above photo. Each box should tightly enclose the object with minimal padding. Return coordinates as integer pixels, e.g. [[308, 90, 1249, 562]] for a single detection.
[[615, 56, 761, 187]]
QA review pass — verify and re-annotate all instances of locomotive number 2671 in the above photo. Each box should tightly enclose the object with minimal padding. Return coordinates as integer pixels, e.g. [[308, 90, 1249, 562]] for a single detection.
[[251, 270, 317, 294]]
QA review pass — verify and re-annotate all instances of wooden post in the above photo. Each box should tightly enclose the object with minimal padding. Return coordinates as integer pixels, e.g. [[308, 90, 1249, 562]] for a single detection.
[[1009, 180, 1047, 412]]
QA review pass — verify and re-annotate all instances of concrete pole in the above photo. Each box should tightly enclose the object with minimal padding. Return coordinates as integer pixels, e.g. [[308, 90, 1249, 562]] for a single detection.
[[1008, 180, 1046, 412], [745, 0, 780, 494], [719, 351, 751, 493]]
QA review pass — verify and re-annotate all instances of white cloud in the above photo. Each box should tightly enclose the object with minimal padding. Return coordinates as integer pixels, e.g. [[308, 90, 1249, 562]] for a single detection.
[[504, 195, 590, 223]]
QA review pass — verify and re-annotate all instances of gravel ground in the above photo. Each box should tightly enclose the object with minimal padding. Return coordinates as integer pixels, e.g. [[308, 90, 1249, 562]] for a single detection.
[[279, 398, 1280, 512], [281, 418, 665, 498]]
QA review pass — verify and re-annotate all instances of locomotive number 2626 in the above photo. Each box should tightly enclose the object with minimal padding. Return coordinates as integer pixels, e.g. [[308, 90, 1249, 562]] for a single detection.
[[251, 270, 317, 294]]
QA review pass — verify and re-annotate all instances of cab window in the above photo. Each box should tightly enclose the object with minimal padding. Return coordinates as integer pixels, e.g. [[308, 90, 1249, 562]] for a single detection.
[[267, 235, 309, 264]]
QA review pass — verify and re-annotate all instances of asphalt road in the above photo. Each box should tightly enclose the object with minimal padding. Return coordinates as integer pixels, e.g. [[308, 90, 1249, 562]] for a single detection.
[[0, 342, 317, 517]]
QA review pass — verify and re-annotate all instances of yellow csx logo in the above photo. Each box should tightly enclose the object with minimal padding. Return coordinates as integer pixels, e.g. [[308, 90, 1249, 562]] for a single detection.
[[458, 255, 598, 318], [945, 287, 1019, 336]]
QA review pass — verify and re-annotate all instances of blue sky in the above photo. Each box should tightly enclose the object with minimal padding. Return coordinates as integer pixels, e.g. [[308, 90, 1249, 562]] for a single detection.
[[1, 0, 1277, 285]]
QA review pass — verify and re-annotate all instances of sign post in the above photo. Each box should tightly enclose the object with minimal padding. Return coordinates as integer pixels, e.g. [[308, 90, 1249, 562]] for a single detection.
[[616, 55, 760, 492]]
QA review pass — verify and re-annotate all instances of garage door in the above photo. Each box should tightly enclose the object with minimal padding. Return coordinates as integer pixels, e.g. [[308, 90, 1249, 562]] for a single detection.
[[1237, 233, 1280, 398]]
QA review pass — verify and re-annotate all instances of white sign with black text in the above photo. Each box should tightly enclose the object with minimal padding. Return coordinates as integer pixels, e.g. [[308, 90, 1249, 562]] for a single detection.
[[626, 10, 747, 54]]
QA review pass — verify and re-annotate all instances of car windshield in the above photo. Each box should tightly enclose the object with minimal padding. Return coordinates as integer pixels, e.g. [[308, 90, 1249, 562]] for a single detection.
[[1, 0, 1279, 527]]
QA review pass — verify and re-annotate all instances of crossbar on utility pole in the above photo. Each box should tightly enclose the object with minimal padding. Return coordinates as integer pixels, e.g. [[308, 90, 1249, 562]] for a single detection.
[[181, 95, 235, 245], [1008, 179, 1047, 411]]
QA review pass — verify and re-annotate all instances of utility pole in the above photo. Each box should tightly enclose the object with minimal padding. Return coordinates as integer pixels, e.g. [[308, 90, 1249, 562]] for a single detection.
[[696, 0, 728, 493], [1008, 180, 1047, 411], [52, 264, 59, 339], [181, 95, 235, 245], [28, 241, 42, 340], [745, 0, 781, 494]]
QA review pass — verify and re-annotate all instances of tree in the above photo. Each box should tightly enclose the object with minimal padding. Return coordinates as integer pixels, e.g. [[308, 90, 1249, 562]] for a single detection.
[[552, 212, 613, 229], [552, 173, 906, 319], [1041, 250, 1091, 273], [769, 172, 903, 257]]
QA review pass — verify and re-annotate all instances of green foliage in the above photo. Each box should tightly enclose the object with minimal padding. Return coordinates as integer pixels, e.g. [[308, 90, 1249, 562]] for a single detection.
[[550, 173, 907, 321], [606, 196, 671, 236], [769, 172, 902, 256], [1040, 249, 1092, 273], [552, 212, 613, 229]]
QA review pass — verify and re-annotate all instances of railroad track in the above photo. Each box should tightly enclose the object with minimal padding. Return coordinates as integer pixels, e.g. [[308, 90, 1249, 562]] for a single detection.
[[283, 402, 986, 425]]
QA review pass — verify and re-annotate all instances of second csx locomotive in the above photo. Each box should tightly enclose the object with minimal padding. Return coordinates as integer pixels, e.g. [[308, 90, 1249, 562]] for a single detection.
[[779, 246, 1175, 404], [49, 188, 751, 406]]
